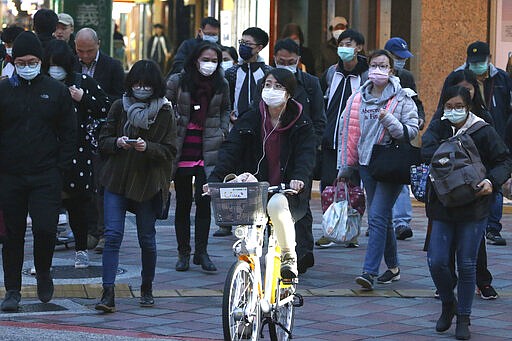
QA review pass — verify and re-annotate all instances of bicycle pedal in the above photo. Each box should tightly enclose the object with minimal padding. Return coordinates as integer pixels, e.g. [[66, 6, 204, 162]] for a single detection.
[[293, 293, 304, 307], [280, 277, 298, 285]]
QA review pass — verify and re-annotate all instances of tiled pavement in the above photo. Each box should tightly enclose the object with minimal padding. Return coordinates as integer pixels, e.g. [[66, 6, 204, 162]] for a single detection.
[[1, 192, 512, 340]]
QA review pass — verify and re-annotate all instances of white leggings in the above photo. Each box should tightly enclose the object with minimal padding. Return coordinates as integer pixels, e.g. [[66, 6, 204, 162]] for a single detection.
[[266, 193, 296, 257]]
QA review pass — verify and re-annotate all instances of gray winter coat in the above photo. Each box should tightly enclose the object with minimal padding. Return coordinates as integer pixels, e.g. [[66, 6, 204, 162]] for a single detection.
[[165, 72, 230, 178]]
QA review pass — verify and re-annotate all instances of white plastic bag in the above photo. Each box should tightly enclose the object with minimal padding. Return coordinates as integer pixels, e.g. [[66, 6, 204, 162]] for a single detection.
[[321, 199, 361, 244]]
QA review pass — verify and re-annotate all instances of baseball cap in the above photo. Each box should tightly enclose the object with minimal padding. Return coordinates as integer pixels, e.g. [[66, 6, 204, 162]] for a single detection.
[[466, 41, 490, 63], [384, 37, 413, 59], [58, 13, 74, 27], [330, 16, 348, 30]]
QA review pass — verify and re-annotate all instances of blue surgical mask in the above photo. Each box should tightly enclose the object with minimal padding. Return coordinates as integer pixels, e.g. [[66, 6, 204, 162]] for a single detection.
[[239, 44, 254, 61], [132, 87, 153, 100], [337, 46, 355, 63], [202, 34, 218, 43], [469, 61, 488, 75], [442, 108, 468, 124], [15, 63, 41, 80], [48, 66, 67, 81], [393, 58, 407, 70]]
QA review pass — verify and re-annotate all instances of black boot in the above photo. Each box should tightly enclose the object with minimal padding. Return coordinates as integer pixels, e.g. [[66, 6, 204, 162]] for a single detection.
[[193, 253, 217, 272], [436, 300, 457, 332], [1, 290, 21, 312], [175, 254, 190, 272], [95, 285, 115, 313], [36, 272, 54, 303], [455, 315, 471, 340], [140, 281, 154, 307]]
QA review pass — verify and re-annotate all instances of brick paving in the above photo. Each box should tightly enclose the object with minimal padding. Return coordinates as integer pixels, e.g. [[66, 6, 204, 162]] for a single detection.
[[0, 192, 511, 340]]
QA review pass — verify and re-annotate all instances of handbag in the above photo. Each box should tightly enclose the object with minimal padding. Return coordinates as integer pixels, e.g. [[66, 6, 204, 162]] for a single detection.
[[369, 123, 421, 184], [321, 180, 365, 216], [410, 163, 429, 203], [321, 182, 362, 244]]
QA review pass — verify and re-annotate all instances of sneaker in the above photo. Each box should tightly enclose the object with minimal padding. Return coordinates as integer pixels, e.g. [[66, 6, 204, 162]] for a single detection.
[[95, 237, 105, 253], [58, 213, 68, 225], [75, 250, 89, 269], [355, 273, 374, 290], [395, 226, 413, 240], [377, 269, 401, 284], [479, 285, 498, 300], [315, 236, 335, 248], [1, 290, 21, 312], [365, 229, 369, 237], [30, 265, 36, 275], [280, 253, 298, 280], [36, 273, 54, 303], [486, 231, 507, 246]]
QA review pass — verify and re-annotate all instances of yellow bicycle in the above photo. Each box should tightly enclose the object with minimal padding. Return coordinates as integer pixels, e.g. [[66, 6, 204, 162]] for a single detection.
[[208, 182, 303, 341]]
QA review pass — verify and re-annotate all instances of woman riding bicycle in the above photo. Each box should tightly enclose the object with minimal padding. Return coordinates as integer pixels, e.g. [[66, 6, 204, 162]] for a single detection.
[[207, 68, 316, 280]]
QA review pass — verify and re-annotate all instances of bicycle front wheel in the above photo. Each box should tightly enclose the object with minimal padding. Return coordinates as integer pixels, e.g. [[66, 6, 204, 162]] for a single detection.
[[222, 260, 261, 341], [268, 282, 295, 341]]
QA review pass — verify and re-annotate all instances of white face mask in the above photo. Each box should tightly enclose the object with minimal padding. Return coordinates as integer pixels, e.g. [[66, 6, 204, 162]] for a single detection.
[[5, 47, 12, 56], [48, 65, 67, 81], [332, 29, 344, 41], [202, 34, 218, 43], [198, 61, 217, 76], [16, 63, 41, 80], [275, 63, 297, 74], [262, 88, 288, 107], [221, 60, 234, 70]]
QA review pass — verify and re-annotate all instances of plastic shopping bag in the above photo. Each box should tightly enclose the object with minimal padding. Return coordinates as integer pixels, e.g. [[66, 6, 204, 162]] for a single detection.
[[321, 200, 361, 244]]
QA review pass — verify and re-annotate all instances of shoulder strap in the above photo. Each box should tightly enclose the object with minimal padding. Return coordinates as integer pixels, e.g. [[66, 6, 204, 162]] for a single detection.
[[376, 97, 400, 143], [464, 120, 488, 135]]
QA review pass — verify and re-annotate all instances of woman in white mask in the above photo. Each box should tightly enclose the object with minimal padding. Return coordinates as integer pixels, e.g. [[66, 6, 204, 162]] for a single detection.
[[42, 39, 110, 271], [422, 86, 511, 340], [337, 49, 419, 290], [206, 68, 317, 279], [96, 59, 177, 313], [165, 42, 230, 273]]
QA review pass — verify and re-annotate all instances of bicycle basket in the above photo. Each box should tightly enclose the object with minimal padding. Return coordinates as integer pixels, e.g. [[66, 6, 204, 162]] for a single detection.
[[208, 182, 270, 225]]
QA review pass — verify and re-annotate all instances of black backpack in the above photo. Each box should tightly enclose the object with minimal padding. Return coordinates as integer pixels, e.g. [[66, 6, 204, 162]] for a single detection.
[[429, 120, 488, 207]]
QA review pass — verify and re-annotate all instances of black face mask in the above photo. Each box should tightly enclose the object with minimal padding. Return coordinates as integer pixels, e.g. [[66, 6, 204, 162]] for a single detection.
[[239, 44, 254, 61]]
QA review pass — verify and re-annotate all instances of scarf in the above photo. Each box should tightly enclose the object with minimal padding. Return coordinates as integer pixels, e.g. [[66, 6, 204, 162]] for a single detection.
[[190, 73, 214, 126], [122, 95, 168, 137]]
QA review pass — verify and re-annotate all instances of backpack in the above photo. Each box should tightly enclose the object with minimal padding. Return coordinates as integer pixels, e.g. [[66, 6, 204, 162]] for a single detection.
[[429, 121, 488, 207]]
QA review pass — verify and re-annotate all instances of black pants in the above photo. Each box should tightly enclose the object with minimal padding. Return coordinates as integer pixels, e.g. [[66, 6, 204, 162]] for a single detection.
[[63, 194, 91, 251], [87, 153, 104, 239], [174, 167, 211, 256], [0, 169, 61, 291], [295, 182, 314, 260], [320, 149, 337, 192]]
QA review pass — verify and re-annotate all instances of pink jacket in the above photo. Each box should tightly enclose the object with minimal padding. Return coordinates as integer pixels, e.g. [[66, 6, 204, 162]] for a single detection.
[[337, 92, 362, 170]]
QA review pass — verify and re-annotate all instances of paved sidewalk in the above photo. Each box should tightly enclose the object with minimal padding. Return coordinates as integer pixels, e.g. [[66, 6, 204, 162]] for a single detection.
[[0, 197, 511, 340]]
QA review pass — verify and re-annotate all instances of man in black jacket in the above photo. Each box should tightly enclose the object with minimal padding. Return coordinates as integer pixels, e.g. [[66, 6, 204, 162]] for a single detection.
[[168, 17, 220, 76], [0, 32, 77, 311], [33, 8, 58, 49]]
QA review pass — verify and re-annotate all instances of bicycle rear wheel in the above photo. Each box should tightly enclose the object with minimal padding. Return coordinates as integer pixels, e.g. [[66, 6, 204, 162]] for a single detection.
[[223, 260, 261, 341], [268, 281, 295, 341]]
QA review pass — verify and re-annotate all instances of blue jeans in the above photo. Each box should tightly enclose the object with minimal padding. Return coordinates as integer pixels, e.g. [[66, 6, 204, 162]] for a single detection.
[[487, 191, 503, 233], [359, 166, 403, 276], [102, 190, 157, 286], [392, 185, 412, 229], [427, 218, 486, 315]]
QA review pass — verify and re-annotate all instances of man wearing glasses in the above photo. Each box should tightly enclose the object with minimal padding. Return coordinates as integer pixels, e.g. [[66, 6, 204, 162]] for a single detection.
[[0, 32, 76, 311]]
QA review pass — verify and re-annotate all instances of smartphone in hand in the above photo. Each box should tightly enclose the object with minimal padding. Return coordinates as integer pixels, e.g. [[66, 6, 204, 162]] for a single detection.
[[125, 139, 139, 144]]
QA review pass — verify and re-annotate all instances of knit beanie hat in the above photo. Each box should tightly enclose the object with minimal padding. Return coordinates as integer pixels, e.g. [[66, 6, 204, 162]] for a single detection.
[[12, 31, 43, 60]]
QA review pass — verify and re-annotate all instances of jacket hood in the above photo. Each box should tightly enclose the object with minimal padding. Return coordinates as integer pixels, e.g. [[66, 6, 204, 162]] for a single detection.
[[259, 98, 304, 132], [360, 74, 402, 105]]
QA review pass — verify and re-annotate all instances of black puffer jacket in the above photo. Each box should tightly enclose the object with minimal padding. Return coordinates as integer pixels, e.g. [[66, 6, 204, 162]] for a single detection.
[[209, 99, 316, 221], [421, 118, 511, 222], [0, 74, 76, 175]]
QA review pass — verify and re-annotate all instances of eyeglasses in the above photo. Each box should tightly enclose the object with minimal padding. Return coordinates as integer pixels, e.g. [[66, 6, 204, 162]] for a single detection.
[[444, 104, 466, 111], [132, 85, 152, 91], [238, 39, 259, 47], [14, 61, 40, 69], [369, 64, 390, 71]]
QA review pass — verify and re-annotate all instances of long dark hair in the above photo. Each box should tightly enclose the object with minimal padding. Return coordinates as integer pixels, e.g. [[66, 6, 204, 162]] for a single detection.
[[42, 39, 75, 79], [182, 42, 224, 92], [444, 69, 488, 119]]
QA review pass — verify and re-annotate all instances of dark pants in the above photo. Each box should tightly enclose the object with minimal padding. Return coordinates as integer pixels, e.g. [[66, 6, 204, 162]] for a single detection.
[[87, 153, 104, 238], [0, 169, 61, 291], [295, 182, 314, 260], [174, 167, 211, 256], [63, 194, 91, 251], [320, 149, 337, 192]]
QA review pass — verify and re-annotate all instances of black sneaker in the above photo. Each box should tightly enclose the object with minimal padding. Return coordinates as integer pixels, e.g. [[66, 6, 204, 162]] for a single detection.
[[395, 226, 413, 240], [479, 285, 498, 300], [355, 273, 374, 290], [486, 231, 507, 246], [1, 290, 21, 312], [376, 269, 401, 284], [36, 273, 54, 303]]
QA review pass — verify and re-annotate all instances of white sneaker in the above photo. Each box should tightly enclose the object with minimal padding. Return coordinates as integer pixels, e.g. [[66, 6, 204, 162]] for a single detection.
[[30, 266, 36, 275], [75, 250, 89, 268], [58, 213, 68, 225]]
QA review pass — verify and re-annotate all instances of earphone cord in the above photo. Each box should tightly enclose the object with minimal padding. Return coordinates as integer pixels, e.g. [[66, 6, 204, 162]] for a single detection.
[[254, 104, 286, 176]]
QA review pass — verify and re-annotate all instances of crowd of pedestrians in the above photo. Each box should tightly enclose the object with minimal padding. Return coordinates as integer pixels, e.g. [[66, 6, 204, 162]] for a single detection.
[[0, 9, 511, 341]]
